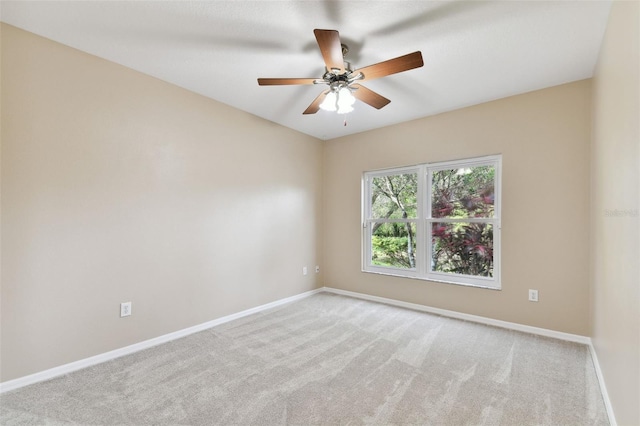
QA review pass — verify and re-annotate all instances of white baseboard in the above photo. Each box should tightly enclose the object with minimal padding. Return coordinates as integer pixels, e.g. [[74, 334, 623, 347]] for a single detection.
[[588, 342, 617, 426], [0, 288, 323, 394], [322, 287, 590, 344]]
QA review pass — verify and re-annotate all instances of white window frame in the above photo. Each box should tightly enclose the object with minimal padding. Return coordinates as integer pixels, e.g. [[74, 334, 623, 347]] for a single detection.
[[362, 155, 502, 290]]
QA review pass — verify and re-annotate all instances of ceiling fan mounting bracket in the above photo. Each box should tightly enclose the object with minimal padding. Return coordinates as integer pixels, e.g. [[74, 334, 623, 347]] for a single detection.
[[341, 43, 349, 58]]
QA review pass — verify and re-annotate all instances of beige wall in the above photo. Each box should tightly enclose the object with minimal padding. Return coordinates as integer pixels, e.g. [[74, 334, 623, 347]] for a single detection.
[[591, 1, 640, 425], [0, 24, 323, 382], [323, 80, 592, 336]]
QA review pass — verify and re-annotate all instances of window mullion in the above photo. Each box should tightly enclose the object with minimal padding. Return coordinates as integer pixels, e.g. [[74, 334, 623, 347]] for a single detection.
[[425, 168, 433, 276], [415, 165, 424, 276]]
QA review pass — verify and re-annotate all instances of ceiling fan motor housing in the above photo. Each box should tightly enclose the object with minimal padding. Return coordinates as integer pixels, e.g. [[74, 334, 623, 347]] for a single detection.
[[321, 60, 365, 94]]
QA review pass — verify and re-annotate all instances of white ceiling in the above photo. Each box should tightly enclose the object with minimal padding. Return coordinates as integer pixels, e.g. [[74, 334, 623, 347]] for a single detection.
[[1, 1, 612, 140]]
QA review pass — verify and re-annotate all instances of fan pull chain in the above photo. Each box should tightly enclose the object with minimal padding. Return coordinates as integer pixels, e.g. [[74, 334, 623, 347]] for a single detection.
[[344, 119, 347, 127]]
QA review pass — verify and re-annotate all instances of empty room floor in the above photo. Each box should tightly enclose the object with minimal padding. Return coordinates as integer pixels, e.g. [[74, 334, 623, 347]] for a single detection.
[[0, 293, 608, 425]]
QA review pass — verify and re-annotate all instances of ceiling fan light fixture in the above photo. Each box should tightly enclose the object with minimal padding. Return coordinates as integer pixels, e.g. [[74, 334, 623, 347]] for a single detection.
[[320, 84, 355, 114], [336, 86, 355, 114], [338, 87, 355, 106], [319, 91, 338, 111]]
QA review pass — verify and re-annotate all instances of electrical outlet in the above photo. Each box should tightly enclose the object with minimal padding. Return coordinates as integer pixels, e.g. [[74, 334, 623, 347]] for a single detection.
[[120, 302, 132, 317], [528, 290, 539, 302], [315, 265, 320, 273], [302, 266, 308, 276]]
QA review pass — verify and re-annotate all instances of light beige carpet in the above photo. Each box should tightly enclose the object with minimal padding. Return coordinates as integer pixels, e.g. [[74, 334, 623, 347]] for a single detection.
[[0, 292, 608, 425]]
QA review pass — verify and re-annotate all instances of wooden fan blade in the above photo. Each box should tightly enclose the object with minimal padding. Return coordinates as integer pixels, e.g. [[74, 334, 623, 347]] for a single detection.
[[351, 84, 391, 109], [314, 29, 345, 73], [303, 91, 327, 115], [257, 78, 317, 86], [357, 51, 424, 81]]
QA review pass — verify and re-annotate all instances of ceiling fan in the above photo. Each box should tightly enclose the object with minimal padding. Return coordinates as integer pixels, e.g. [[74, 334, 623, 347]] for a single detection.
[[257, 29, 424, 115]]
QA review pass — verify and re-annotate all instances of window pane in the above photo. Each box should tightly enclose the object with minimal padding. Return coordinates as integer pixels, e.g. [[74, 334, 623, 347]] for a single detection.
[[431, 222, 493, 277], [431, 166, 495, 218], [371, 222, 417, 269], [371, 173, 417, 219]]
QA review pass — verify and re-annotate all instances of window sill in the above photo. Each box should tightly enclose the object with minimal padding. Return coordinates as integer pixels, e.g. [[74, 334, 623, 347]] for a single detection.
[[362, 268, 501, 290]]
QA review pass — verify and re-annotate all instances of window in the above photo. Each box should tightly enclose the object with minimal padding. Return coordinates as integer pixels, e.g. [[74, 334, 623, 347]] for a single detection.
[[363, 155, 501, 289]]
